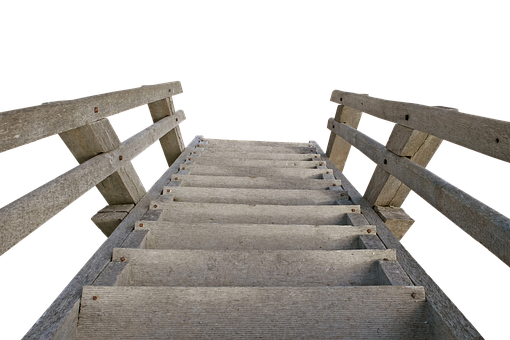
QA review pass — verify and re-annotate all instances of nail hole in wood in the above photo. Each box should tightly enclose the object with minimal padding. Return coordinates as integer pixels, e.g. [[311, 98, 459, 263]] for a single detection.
[[496, 138, 500, 143], [340, 97, 343, 101], [384, 159, 387, 164], [332, 125, 335, 129], [405, 114, 409, 120]]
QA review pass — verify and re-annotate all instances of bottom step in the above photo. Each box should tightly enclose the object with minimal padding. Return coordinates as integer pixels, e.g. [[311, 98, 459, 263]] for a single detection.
[[77, 286, 429, 340]]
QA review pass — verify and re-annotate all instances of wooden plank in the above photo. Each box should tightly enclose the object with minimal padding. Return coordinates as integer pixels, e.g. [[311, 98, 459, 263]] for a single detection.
[[112, 248, 397, 286], [374, 206, 415, 240], [138, 222, 371, 250], [182, 164, 329, 179], [310, 140, 479, 339], [358, 235, 386, 250], [77, 286, 428, 340], [0, 111, 185, 255], [328, 119, 510, 266], [331, 90, 510, 163], [0, 81, 182, 153], [120, 230, 148, 249], [148, 97, 185, 166], [160, 202, 360, 225], [92, 262, 131, 287], [201, 138, 312, 148], [378, 260, 413, 286], [364, 123, 443, 207], [192, 150, 321, 161], [326, 104, 363, 171], [59, 118, 146, 205], [22, 135, 202, 340], [188, 158, 325, 168], [163, 186, 348, 205], [170, 174, 342, 190], [91, 205, 134, 237]]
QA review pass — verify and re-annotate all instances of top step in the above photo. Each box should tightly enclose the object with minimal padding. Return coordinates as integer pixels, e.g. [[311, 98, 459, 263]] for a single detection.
[[194, 144, 317, 154], [200, 138, 313, 148]]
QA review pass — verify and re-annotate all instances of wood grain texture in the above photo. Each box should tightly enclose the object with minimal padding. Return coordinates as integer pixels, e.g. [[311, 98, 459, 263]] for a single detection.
[[0, 81, 182, 153], [191, 151, 320, 161], [76, 286, 428, 340], [183, 164, 329, 179], [92, 262, 130, 287], [197, 143, 316, 154], [91, 211, 129, 237], [201, 138, 312, 148], [378, 260, 413, 286], [374, 206, 415, 240], [188, 158, 326, 168], [358, 235, 386, 250], [331, 90, 510, 162]]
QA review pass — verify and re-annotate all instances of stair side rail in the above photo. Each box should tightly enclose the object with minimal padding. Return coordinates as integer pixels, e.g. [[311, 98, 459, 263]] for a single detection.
[[0, 81, 192, 340], [326, 88, 510, 338]]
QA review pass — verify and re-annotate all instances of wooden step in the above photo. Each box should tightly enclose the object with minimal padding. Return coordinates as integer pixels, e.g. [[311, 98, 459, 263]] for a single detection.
[[111, 248, 396, 286], [135, 222, 373, 250], [170, 174, 342, 189], [162, 187, 349, 205], [188, 151, 322, 161], [200, 138, 313, 148], [77, 286, 428, 340], [181, 164, 331, 178], [194, 143, 316, 154], [186, 158, 326, 169], [157, 202, 360, 225]]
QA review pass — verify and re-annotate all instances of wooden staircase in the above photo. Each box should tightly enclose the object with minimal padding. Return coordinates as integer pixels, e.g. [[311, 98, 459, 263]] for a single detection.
[[75, 139, 430, 339], [5, 82, 500, 338]]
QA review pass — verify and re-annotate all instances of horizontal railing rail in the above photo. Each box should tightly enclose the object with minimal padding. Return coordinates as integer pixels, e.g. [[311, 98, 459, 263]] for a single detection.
[[327, 105, 510, 266], [331, 90, 510, 163], [0, 81, 182, 153], [0, 111, 185, 255]]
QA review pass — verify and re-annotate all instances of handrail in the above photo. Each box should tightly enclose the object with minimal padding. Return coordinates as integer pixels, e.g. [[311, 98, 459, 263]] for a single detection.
[[0, 81, 182, 153], [331, 90, 510, 163], [0, 111, 185, 255], [327, 118, 510, 266]]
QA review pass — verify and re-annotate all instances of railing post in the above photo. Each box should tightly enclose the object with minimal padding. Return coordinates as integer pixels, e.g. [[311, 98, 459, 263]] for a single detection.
[[326, 104, 363, 171], [148, 95, 185, 166], [362, 108, 455, 239], [59, 118, 147, 236]]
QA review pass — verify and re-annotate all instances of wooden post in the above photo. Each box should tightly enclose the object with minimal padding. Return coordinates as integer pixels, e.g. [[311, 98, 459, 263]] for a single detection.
[[148, 96, 185, 166], [364, 115, 450, 207], [59, 118, 146, 205], [326, 104, 363, 171]]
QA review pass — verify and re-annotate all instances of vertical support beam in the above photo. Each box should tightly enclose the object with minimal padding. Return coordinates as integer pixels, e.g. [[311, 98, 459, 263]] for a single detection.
[[59, 118, 146, 205], [364, 124, 444, 207], [326, 104, 363, 172], [148, 96, 185, 166]]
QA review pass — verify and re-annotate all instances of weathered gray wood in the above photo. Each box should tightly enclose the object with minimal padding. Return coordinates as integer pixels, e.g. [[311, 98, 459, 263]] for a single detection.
[[374, 206, 415, 240], [170, 174, 342, 189], [50, 300, 80, 340], [140, 209, 163, 221], [311, 140, 478, 339], [188, 158, 325, 169], [76, 286, 428, 340], [364, 123, 443, 207], [328, 119, 510, 266], [138, 222, 372, 250], [160, 202, 359, 225], [0, 111, 185, 255], [148, 97, 185, 166], [359, 235, 386, 250], [112, 248, 396, 286], [331, 90, 510, 163], [378, 260, 413, 286], [201, 138, 312, 148], [120, 230, 148, 249], [0, 81, 182, 153], [326, 104, 363, 171], [197, 143, 316, 154], [162, 187, 348, 205], [183, 164, 329, 179], [191, 151, 321, 161], [22, 135, 202, 340], [346, 213, 370, 226], [386, 124, 428, 156], [93, 262, 131, 287], [91, 204, 134, 236]]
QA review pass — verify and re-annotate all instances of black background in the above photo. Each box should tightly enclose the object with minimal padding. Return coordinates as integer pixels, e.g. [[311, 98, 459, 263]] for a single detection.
[[0, 65, 510, 339]]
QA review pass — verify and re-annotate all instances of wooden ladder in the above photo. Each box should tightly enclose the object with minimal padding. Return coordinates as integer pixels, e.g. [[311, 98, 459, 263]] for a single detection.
[[75, 138, 434, 339]]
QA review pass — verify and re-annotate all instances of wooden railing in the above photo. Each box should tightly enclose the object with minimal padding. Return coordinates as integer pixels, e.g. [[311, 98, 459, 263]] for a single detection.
[[327, 90, 510, 266], [0, 81, 194, 339], [326, 91, 510, 339]]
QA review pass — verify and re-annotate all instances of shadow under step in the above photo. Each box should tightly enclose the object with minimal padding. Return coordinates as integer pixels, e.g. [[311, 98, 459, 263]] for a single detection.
[[77, 286, 428, 340], [136, 222, 374, 250], [169, 174, 342, 189], [162, 187, 349, 205], [111, 249, 396, 287], [186, 158, 326, 169]]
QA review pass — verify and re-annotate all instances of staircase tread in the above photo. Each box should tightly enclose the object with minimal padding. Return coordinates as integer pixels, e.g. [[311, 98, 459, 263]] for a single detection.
[[77, 286, 428, 340]]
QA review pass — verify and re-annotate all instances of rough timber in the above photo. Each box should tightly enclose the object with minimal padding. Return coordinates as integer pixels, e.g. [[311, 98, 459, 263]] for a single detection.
[[0, 82, 495, 339]]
